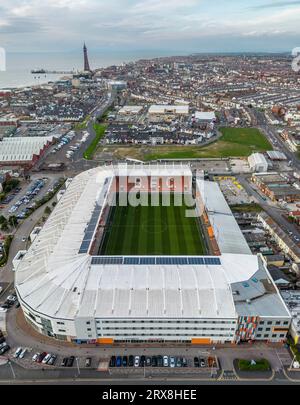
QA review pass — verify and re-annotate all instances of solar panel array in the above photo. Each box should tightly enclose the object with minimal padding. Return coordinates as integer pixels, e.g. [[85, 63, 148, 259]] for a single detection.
[[91, 256, 221, 266], [78, 177, 112, 255], [78, 204, 102, 254]]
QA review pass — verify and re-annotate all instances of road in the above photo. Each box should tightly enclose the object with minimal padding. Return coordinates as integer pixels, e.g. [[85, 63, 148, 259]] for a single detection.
[[248, 107, 299, 169], [237, 175, 300, 240]]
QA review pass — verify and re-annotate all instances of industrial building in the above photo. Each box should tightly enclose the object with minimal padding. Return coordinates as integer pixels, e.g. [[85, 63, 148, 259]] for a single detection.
[[118, 106, 143, 115], [0, 136, 54, 168], [15, 165, 291, 345], [248, 153, 268, 173], [148, 105, 189, 115], [194, 111, 216, 123], [252, 172, 300, 202]]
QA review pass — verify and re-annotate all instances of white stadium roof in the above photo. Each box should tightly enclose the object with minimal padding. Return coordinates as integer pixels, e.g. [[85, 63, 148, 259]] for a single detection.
[[15, 165, 288, 322], [197, 179, 252, 255], [0, 136, 54, 162]]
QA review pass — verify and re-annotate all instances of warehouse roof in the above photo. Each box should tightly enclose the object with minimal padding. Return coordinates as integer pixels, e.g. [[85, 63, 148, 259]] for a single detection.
[[0, 136, 54, 162], [248, 153, 268, 167], [194, 111, 216, 121], [267, 151, 287, 161], [148, 105, 189, 114]]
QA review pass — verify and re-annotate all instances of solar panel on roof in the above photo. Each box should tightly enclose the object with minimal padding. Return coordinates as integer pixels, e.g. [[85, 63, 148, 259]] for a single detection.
[[188, 257, 204, 265], [90, 256, 222, 265], [140, 257, 156, 265], [124, 257, 139, 265], [204, 257, 221, 265]]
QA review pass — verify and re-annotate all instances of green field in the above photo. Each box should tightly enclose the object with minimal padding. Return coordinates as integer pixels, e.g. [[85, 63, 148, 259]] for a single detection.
[[100, 194, 206, 256], [145, 127, 273, 160], [95, 127, 273, 161]]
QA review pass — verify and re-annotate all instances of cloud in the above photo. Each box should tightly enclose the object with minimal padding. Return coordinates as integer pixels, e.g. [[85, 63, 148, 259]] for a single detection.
[[0, 0, 299, 52], [251, 0, 300, 9]]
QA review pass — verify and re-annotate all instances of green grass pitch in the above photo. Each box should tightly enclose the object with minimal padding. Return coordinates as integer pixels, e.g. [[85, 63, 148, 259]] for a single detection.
[[100, 194, 207, 256]]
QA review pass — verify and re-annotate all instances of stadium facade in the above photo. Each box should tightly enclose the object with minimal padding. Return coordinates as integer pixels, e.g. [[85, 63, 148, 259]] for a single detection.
[[15, 164, 291, 345]]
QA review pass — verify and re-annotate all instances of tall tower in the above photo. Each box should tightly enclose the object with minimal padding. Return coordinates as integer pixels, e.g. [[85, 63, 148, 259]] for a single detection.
[[83, 42, 91, 72]]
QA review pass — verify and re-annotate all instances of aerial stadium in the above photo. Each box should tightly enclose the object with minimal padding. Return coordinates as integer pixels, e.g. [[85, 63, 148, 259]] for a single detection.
[[15, 164, 291, 345]]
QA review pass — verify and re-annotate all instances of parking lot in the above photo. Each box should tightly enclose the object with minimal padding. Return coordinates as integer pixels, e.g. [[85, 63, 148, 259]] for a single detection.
[[43, 128, 91, 166], [213, 176, 254, 205], [0, 175, 61, 219]]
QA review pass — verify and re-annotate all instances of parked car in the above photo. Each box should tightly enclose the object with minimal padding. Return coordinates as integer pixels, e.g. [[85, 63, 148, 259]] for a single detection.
[[67, 356, 75, 367], [42, 353, 52, 364], [48, 355, 57, 366], [194, 357, 199, 367], [0, 337, 5, 345], [140, 355, 146, 367], [128, 355, 134, 367], [61, 357, 68, 367], [169, 357, 175, 368], [32, 353, 40, 362], [116, 356, 122, 367], [151, 356, 157, 367], [0, 344, 10, 355], [109, 356, 116, 367], [85, 357, 91, 367], [146, 356, 152, 367], [200, 358, 206, 368], [19, 348, 27, 359], [182, 357, 187, 367], [176, 357, 182, 367], [37, 352, 47, 363], [14, 347, 23, 358], [157, 356, 163, 367], [134, 356, 140, 367], [163, 356, 169, 367], [122, 356, 128, 367]]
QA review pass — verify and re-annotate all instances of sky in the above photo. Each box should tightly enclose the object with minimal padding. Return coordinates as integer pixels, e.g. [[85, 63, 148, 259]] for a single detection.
[[0, 0, 300, 54]]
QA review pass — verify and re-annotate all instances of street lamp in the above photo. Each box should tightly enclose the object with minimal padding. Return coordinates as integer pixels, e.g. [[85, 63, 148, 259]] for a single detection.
[[75, 357, 80, 377], [8, 360, 16, 379]]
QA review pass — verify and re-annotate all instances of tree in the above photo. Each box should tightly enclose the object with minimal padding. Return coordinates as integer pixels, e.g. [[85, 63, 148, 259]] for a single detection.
[[8, 216, 18, 228], [1, 222, 9, 232], [0, 215, 6, 225], [44, 206, 51, 215]]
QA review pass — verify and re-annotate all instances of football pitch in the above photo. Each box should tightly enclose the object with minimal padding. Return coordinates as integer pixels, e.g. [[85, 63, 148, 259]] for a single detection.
[[100, 194, 207, 256]]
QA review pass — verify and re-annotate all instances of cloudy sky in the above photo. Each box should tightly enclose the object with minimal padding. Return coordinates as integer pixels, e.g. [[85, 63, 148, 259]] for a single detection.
[[1, 0, 300, 53]]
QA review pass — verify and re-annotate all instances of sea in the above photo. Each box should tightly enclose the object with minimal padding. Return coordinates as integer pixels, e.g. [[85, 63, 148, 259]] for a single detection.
[[0, 49, 179, 89]]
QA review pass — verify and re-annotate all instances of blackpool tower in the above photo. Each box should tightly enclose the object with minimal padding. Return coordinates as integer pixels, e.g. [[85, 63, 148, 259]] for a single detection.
[[83, 42, 91, 72]]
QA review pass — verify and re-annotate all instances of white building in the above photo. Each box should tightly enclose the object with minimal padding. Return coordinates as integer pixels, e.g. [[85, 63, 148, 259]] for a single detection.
[[248, 153, 269, 173], [148, 105, 189, 115], [15, 165, 291, 345], [118, 106, 143, 115], [194, 111, 216, 122]]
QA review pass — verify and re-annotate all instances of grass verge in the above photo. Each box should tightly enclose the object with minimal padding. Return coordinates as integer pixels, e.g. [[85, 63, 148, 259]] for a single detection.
[[83, 123, 107, 160], [0, 235, 13, 267], [230, 203, 263, 213], [238, 358, 270, 372]]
